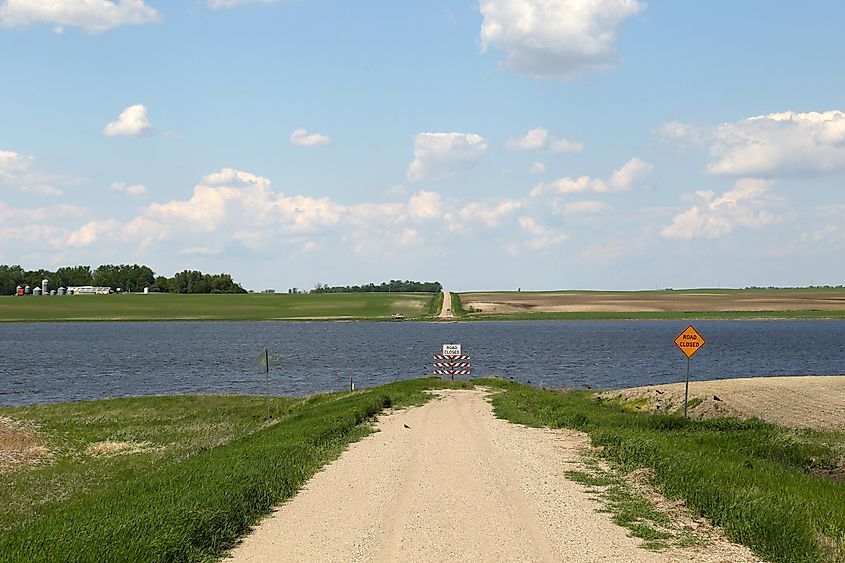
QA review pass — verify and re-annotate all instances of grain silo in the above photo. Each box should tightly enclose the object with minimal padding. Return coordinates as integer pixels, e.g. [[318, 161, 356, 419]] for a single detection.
[[42, 279, 49, 295]]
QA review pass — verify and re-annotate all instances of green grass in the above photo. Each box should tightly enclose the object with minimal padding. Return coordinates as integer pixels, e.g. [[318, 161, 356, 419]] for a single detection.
[[450, 292, 467, 317], [564, 458, 686, 551], [428, 291, 444, 317], [479, 378, 845, 562], [0, 378, 468, 562], [0, 292, 437, 322]]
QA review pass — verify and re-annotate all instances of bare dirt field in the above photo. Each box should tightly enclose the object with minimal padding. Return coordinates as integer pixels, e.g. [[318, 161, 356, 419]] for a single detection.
[[462, 290, 845, 314], [599, 375, 845, 432], [228, 390, 758, 563]]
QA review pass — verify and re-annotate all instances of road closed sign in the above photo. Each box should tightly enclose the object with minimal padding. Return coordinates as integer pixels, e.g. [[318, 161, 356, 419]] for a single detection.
[[674, 326, 705, 358], [443, 343, 462, 356]]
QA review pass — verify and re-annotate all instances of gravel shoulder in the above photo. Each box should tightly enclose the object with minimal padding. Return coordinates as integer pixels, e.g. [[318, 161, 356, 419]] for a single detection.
[[599, 375, 845, 431], [227, 389, 758, 562]]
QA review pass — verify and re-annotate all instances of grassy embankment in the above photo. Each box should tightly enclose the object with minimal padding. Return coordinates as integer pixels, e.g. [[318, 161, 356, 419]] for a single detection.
[[2, 379, 842, 562], [0, 379, 471, 562], [480, 378, 845, 562], [0, 292, 437, 322], [450, 291, 466, 317], [456, 288, 845, 320], [429, 291, 444, 317]]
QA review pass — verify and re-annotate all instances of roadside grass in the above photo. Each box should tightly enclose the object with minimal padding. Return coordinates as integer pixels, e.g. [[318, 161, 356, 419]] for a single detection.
[[428, 291, 444, 317], [0, 378, 464, 562], [0, 292, 437, 322], [450, 292, 467, 317], [564, 455, 699, 551], [478, 378, 845, 563]]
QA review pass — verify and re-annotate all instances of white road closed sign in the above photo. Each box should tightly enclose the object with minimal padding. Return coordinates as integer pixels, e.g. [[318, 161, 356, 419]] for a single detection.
[[443, 344, 462, 356]]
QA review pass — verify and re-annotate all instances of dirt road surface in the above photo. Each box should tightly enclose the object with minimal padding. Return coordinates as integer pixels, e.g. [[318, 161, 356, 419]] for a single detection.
[[438, 290, 452, 319], [600, 375, 845, 431], [228, 390, 757, 562]]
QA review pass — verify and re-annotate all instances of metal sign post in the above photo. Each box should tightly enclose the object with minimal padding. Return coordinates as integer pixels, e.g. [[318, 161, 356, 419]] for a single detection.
[[684, 357, 691, 419], [434, 344, 472, 380], [674, 326, 706, 419], [255, 348, 279, 421]]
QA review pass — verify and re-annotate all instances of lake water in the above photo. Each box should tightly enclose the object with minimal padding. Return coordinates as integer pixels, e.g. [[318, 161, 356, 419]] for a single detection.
[[1, 320, 843, 406]]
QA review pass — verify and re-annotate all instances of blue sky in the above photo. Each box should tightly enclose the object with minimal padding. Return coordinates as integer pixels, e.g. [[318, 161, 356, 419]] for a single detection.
[[1, 0, 844, 291]]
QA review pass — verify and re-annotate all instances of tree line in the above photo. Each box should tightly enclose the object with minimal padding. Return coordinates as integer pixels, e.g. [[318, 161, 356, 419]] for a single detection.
[[0, 264, 246, 295], [310, 280, 442, 293]]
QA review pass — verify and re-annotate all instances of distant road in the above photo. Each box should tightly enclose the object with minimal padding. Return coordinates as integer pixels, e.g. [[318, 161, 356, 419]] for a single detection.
[[438, 291, 453, 319]]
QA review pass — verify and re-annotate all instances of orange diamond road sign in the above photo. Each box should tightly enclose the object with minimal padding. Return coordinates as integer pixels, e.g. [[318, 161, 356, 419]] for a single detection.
[[674, 325, 705, 358]]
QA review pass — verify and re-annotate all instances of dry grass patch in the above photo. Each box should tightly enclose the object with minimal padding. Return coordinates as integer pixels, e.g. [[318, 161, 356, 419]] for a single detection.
[[85, 440, 163, 457], [0, 417, 49, 472]]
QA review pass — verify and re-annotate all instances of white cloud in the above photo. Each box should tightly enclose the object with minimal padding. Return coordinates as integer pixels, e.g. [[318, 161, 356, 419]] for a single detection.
[[531, 157, 651, 197], [561, 200, 610, 214], [0, 202, 87, 223], [407, 191, 442, 221], [452, 200, 522, 229], [529, 161, 546, 175], [178, 246, 223, 255], [0, 150, 32, 178], [506, 128, 583, 153], [660, 110, 845, 177], [507, 216, 568, 253], [406, 132, 489, 182], [111, 181, 147, 196], [479, 0, 643, 79], [290, 128, 332, 147], [609, 157, 652, 189], [0, 224, 67, 250], [120, 169, 451, 256], [661, 178, 779, 240], [21, 185, 63, 197], [652, 120, 706, 148], [66, 219, 121, 248], [0, 0, 160, 33], [139, 168, 345, 236], [103, 104, 151, 137], [396, 228, 421, 246], [0, 149, 81, 194], [385, 185, 406, 197]]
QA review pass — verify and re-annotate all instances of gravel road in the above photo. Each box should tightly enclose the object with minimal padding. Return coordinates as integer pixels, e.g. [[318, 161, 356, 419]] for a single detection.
[[227, 390, 757, 562], [438, 290, 452, 319]]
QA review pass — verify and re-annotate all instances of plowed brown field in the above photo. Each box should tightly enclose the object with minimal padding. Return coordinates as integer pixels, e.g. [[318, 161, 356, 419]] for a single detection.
[[461, 290, 845, 314]]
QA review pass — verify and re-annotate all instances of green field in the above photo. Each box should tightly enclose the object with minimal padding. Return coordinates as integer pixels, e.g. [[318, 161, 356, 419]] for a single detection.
[[0, 292, 437, 322]]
